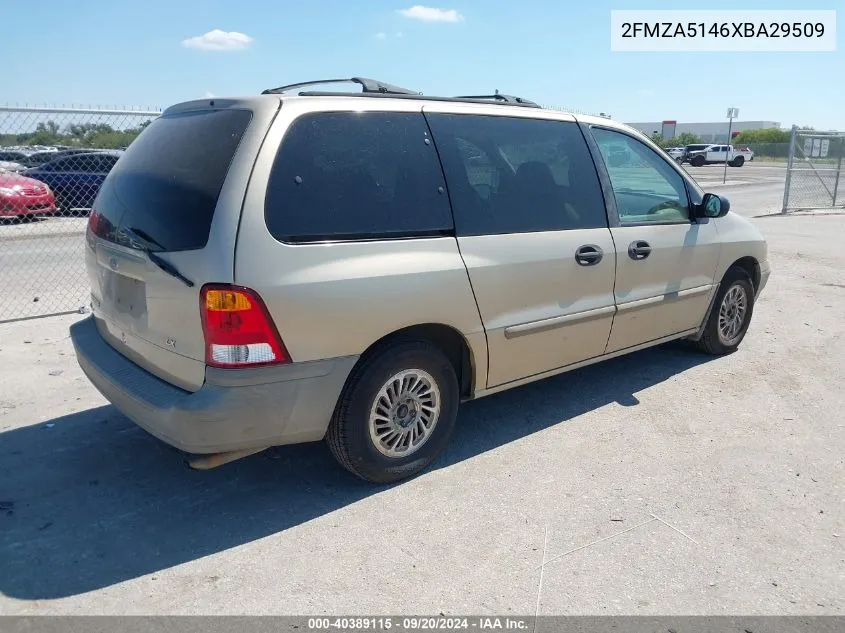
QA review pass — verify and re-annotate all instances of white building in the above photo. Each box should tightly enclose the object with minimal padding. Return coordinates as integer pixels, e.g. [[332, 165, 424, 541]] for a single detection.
[[625, 120, 780, 143]]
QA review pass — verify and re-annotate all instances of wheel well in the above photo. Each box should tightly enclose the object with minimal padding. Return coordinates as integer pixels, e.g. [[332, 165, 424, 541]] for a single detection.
[[727, 257, 760, 292], [359, 324, 474, 398]]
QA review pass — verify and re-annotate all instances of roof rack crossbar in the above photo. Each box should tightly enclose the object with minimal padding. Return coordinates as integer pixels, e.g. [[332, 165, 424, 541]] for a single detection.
[[262, 77, 420, 96]]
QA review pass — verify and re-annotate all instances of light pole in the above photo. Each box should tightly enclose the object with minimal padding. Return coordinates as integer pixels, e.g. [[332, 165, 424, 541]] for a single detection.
[[723, 107, 739, 184]]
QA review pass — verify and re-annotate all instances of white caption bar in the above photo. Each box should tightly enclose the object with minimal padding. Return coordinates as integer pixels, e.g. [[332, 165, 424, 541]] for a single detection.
[[611, 10, 836, 52]]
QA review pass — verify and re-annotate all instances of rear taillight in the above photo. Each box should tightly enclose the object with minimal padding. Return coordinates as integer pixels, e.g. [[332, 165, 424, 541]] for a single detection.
[[86, 209, 100, 250], [200, 284, 290, 368]]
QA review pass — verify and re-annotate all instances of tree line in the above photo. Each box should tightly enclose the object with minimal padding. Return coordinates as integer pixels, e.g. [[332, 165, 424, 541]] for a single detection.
[[648, 127, 794, 149], [0, 120, 152, 150]]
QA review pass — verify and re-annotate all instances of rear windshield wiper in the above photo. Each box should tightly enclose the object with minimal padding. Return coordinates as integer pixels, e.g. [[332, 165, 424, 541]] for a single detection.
[[120, 227, 195, 288]]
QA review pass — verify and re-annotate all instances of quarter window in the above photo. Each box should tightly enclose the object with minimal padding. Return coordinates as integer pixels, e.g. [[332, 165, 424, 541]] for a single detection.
[[265, 112, 453, 242], [591, 128, 690, 225]]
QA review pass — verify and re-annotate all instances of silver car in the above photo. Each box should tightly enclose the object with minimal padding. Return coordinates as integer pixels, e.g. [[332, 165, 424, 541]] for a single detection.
[[70, 78, 770, 483]]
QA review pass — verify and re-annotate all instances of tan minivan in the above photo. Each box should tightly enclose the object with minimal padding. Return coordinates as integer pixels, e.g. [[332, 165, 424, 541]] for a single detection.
[[70, 78, 770, 483]]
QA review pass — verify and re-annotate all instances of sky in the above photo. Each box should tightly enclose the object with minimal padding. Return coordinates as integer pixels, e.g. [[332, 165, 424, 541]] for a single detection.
[[4, 0, 842, 129]]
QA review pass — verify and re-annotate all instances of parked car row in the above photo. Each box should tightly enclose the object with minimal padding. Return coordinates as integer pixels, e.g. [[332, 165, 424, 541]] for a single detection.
[[0, 146, 123, 218]]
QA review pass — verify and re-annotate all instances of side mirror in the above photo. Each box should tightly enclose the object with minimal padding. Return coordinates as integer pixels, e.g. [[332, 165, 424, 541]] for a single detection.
[[699, 193, 730, 219]]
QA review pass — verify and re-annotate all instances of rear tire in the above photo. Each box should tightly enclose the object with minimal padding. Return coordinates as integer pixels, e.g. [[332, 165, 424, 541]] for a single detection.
[[326, 339, 459, 484], [696, 268, 755, 355], [730, 156, 745, 167], [691, 155, 706, 167]]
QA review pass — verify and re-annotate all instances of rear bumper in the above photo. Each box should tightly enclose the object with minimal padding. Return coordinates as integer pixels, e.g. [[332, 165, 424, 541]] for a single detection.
[[70, 316, 358, 454]]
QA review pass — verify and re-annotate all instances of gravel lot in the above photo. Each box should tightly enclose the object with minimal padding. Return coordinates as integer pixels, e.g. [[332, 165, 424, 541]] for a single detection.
[[1, 170, 844, 615]]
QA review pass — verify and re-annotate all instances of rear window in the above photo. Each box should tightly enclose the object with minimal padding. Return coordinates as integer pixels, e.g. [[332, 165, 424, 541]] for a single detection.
[[264, 112, 453, 242], [93, 108, 252, 252]]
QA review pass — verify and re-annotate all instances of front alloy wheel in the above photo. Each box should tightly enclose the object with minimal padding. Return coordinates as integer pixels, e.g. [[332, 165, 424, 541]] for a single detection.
[[695, 268, 755, 355], [717, 284, 748, 347]]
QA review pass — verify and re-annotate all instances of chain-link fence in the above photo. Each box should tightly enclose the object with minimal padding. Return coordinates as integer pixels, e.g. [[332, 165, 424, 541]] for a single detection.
[[782, 126, 845, 213], [0, 105, 160, 322], [739, 142, 791, 161]]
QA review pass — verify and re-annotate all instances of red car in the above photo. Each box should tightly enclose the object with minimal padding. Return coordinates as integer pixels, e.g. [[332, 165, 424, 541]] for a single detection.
[[0, 170, 57, 218]]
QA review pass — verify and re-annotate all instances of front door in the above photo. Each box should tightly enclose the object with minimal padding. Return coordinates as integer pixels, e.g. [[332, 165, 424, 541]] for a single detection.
[[425, 109, 616, 388], [589, 127, 721, 353]]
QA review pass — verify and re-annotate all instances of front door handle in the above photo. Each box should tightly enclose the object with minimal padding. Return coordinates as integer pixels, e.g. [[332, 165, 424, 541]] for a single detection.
[[628, 240, 652, 261], [575, 244, 603, 266]]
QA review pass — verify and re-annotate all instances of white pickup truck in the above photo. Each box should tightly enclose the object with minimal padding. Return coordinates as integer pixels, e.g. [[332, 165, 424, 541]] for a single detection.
[[687, 144, 754, 167]]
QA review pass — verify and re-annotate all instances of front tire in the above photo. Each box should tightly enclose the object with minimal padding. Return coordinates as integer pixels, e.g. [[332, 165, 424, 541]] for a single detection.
[[696, 268, 755, 355], [326, 339, 460, 484]]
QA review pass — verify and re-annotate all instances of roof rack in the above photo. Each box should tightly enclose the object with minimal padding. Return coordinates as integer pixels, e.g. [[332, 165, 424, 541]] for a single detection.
[[453, 92, 540, 108], [262, 77, 420, 96]]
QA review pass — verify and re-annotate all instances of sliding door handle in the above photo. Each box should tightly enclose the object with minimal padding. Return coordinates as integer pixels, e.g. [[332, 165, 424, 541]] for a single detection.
[[628, 240, 652, 260], [575, 244, 603, 266]]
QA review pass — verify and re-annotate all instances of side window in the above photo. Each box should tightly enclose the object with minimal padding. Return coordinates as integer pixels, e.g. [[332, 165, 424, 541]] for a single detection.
[[62, 155, 96, 172], [79, 155, 104, 172], [426, 114, 608, 236], [499, 138, 573, 185], [265, 112, 453, 242], [591, 128, 690, 225], [454, 138, 497, 201], [51, 158, 73, 172], [98, 155, 119, 172]]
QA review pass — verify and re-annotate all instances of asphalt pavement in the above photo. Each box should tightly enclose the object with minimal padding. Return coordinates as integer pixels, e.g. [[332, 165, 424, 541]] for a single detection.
[[683, 162, 787, 217], [0, 226, 88, 321]]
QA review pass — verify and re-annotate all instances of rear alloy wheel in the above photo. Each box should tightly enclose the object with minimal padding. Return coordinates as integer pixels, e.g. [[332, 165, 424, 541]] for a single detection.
[[368, 369, 442, 459], [696, 268, 755, 355], [731, 156, 745, 167], [691, 155, 706, 167], [326, 339, 459, 483]]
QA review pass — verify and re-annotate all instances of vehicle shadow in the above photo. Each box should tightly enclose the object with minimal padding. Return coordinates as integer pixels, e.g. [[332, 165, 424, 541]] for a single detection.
[[0, 215, 48, 226], [0, 342, 712, 600]]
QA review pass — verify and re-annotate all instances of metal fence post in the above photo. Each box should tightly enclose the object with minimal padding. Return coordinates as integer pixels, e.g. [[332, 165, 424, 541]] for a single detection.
[[833, 140, 843, 207], [722, 114, 734, 185], [781, 125, 797, 214]]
